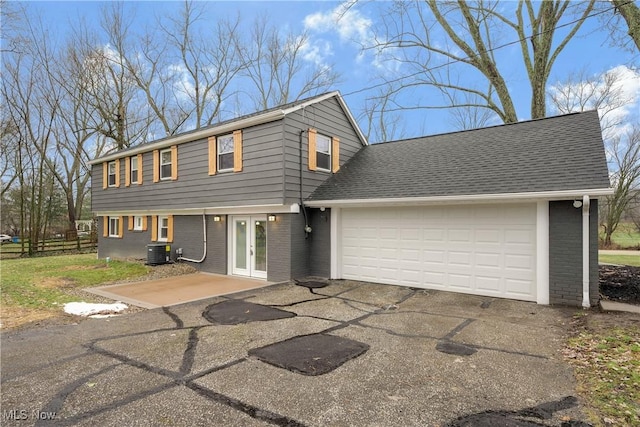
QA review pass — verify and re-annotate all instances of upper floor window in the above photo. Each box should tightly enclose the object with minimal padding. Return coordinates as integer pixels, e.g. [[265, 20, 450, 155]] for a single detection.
[[160, 149, 172, 180], [217, 134, 235, 171], [315, 134, 331, 171], [130, 156, 139, 184], [208, 130, 242, 175], [308, 128, 339, 173], [108, 161, 117, 187]]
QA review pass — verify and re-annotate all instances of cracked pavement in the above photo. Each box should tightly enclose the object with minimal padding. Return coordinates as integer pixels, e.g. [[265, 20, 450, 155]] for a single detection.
[[1, 280, 590, 426]]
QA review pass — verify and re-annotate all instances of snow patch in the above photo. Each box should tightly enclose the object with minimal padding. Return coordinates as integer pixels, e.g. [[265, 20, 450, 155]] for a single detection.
[[64, 302, 128, 317]]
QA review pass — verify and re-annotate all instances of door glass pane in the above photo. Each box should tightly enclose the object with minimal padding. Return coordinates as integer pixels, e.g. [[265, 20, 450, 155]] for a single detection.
[[254, 220, 266, 272], [235, 221, 247, 269]]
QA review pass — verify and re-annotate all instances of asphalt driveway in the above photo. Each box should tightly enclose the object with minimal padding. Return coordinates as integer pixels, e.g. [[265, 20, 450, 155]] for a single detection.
[[1, 280, 590, 426]]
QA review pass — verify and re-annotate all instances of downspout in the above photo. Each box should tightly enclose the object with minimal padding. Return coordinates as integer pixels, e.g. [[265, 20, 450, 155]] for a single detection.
[[177, 212, 207, 263], [582, 195, 590, 308], [299, 130, 311, 238]]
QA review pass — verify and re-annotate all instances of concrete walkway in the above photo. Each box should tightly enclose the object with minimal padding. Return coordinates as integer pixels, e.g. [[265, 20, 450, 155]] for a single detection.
[[88, 273, 273, 308]]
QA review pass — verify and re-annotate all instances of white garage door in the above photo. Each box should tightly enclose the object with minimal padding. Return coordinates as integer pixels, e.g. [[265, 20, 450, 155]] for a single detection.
[[341, 204, 537, 301]]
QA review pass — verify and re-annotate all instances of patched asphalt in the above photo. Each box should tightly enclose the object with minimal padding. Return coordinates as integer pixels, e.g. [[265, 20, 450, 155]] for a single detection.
[[1, 280, 591, 426]]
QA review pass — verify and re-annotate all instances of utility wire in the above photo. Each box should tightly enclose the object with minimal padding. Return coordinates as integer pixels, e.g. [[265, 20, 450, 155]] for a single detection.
[[342, 0, 633, 98]]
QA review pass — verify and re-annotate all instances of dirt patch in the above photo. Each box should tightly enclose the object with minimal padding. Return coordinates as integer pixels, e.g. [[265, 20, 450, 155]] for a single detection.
[[599, 265, 640, 305], [38, 277, 75, 289], [0, 306, 65, 330]]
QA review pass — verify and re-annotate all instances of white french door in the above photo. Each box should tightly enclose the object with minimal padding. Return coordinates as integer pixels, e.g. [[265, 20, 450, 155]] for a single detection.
[[231, 216, 267, 279]]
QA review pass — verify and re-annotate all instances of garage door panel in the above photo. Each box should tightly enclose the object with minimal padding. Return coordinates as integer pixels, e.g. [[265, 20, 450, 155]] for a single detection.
[[341, 204, 536, 302]]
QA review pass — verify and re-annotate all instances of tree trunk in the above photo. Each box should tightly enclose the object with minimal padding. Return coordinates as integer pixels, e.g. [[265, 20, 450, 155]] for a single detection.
[[612, 0, 640, 52]]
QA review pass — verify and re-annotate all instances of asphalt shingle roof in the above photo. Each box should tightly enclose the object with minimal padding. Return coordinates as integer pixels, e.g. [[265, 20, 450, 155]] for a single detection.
[[308, 110, 611, 201]]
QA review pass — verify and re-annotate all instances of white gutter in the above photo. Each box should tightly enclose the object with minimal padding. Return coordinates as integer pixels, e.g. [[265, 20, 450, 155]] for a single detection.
[[95, 203, 301, 218], [582, 195, 591, 308], [305, 188, 614, 208]]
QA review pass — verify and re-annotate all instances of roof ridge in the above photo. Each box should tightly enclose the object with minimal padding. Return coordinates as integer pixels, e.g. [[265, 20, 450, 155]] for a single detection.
[[377, 110, 599, 146]]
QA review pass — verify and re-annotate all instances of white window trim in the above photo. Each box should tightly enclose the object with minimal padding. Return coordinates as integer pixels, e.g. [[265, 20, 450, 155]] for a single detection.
[[217, 134, 234, 172], [133, 215, 143, 231], [158, 215, 169, 242], [130, 156, 139, 184], [159, 148, 172, 181], [108, 161, 117, 187], [108, 217, 119, 237], [315, 133, 332, 172]]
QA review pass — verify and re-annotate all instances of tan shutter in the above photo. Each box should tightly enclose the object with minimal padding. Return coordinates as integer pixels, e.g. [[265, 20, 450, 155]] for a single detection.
[[171, 145, 178, 180], [167, 215, 174, 243], [128, 216, 133, 230], [142, 215, 148, 231], [125, 157, 131, 187], [208, 136, 217, 175], [153, 150, 159, 183], [118, 216, 124, 238], [233, 130, 243, 172], [308, 128, 317, 171], [102, 162, 108, 189], [332, 137, 340, 173], [115, 159, 121, 188], [103, 216, 108, 237], [137, 153, 143, 184], [151, 215, 158, 241]]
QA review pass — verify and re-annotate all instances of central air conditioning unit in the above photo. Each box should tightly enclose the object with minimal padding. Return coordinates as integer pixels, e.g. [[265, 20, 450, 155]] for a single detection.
[[146, 243, 171, 265]]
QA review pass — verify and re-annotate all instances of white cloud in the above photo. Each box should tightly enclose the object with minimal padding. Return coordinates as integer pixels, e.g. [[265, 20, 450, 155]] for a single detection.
[[304, 1, 371, 44], [549, 65, 640, 140]]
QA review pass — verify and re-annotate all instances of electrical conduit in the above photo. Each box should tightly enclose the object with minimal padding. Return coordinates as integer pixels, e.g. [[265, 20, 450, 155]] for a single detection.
[[177, 213, 207, 263]]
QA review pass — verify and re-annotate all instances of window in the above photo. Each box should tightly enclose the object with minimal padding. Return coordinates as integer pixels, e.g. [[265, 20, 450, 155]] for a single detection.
[[217, 134, 234, 171], [316, 134, 331, 171], [130, 156, 139, 184], [134, 216, 143, 231], [108, 217, 120, 237], [158, 216, 169, 241], [108, 161, 117, 187], [160, 149, 172, 180], [308, 128, 339, 173]]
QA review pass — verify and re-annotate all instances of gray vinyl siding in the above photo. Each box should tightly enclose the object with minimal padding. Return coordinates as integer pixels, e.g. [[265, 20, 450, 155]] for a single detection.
[[282, 97, 364, 204], [92, 120, 286, 212], [549, 200, 599, 307]]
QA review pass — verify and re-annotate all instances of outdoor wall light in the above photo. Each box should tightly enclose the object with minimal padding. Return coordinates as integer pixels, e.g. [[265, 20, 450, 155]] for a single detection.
[[573, 200, 583, 209], [213, 215, 221, 222], [268, 214, 277, 222]]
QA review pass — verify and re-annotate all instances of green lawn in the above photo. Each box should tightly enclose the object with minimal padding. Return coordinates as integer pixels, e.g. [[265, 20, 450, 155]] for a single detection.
[[0, 254, 149, 311], [599, 254, 640, 267], [600, 223, 640, 249]]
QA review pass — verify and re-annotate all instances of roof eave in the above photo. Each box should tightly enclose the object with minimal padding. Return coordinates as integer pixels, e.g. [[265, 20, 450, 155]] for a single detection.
[[89, 109, 286, 165], [305, 188, 614, 208]]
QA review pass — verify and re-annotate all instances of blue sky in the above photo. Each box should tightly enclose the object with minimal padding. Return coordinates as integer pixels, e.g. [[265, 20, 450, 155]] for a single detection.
[[14, 0, 640, 141]]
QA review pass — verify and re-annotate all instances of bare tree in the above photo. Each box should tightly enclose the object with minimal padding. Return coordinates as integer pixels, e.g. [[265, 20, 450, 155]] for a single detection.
[[601, 127, 640, 246], [368, 0, 595, 127], [238, 16, 341, 111], [158, 1, 244, 128], [549, 66, 640, 247]]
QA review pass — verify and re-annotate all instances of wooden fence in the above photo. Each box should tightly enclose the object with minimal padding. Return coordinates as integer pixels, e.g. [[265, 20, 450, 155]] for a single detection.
[[0, 238, 97, 258]]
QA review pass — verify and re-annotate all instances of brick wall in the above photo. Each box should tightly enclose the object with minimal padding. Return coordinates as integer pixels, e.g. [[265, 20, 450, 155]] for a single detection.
[[549, 200, 599, 306]]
